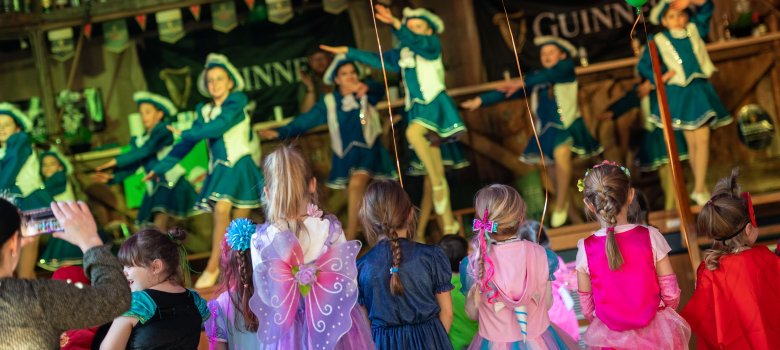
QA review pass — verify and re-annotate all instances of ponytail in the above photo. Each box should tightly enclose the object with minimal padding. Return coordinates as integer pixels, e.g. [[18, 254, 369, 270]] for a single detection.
[[387, 226, 404, 295]]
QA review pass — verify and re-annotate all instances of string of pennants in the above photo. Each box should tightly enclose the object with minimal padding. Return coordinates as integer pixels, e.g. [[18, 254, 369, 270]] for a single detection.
[[46, 0, 349, 61]]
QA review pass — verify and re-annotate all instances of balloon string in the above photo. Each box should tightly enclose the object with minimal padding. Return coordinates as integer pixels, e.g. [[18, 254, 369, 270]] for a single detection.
[[368, 0, 404, 188], [499, 0, 549, 240], [630, 8, 642, 44]]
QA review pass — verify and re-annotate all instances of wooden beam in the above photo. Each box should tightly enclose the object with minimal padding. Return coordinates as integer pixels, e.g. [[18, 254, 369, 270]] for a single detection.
[[28, 29, 59, 138], [648, 40, 702, 279]]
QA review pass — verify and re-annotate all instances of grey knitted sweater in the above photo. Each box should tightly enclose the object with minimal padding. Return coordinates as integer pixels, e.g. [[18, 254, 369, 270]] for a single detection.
[[0, 246, 131, 349]]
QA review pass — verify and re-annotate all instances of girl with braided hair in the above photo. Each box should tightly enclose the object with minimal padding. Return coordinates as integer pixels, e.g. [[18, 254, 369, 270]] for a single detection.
[[357, 180, 454, 349], [206, 218, 262, 349], [576, 161, 689, 349], [461, 185, 576, 350], [248, 145, 373, 349], [680, 169, 780, 349]]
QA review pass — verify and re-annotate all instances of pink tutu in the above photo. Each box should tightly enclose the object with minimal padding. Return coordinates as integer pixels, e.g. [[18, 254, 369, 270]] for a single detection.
[[468, 323, 579, 350], [583, 308, 690, 349]]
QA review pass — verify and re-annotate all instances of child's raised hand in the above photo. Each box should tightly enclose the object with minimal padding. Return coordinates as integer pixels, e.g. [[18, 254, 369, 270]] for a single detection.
[[374, 4, 397, 25], [319, 45, 348, 55], [460, 97, 483, 111], [142, 171, 157, 182]]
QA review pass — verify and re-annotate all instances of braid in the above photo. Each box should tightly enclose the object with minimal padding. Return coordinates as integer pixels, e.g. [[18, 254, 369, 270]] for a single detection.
[[387, 225, 405, 295], [236, 250, 258, 332], [595, 186, 624, 270]]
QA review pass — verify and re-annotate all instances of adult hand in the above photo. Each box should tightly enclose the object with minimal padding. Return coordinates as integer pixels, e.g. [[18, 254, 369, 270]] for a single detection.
[[95, 159, 117, 172], [50, 201, 103, 253], [319, 45, 348, 55], [460, 97, 483, 111], [166, 125, 182, 136], [90, 171, 114, 184], [300, 70, 315, 92], [258, 130, 279, 140]]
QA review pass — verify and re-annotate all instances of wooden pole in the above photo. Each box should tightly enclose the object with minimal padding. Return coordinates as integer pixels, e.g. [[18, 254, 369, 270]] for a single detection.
[[29, 29, 60, 138], [648, 41, 702, 279]]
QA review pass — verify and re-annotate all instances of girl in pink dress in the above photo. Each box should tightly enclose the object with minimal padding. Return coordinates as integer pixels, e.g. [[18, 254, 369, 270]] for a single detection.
[[576, 161, 690, 349], [463, 184, 578, 350]]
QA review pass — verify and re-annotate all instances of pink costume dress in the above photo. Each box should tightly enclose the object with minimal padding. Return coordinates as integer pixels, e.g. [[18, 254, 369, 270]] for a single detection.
[[549, 255, 579, 341], [467, 239, 578, 350], [249, 212, 375, 350], [576, 224, 691, 349]]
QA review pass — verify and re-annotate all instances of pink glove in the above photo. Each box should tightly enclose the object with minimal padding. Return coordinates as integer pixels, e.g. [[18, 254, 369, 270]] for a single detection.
[[578, 290, 595, 322], [658, 274, 681, 310]]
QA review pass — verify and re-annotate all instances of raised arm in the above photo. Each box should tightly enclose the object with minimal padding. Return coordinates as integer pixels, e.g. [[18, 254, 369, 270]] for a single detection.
[[346, 47, 402, 72], [691, 0, 714, 38], [42, 202, 131, 333]]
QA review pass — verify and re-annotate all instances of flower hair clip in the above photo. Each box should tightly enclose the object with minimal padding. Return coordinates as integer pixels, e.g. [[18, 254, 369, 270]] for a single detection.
[[226, 218, 256, 251], [577, 160, 631, 192]]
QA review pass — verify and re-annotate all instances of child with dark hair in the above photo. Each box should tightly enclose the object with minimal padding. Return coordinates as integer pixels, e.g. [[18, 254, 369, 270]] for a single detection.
[[439, 235, 478, 350], [206, 218, 262, 349], [680, 169, 780, 349], [628, 187, 651, 225], [577, 161, 689, 349], [358, 180, 454, 349], [99, 228, 209, 350]]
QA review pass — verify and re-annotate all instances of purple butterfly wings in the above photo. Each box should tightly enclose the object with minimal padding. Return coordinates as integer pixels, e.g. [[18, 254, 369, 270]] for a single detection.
[[251, 229, 361, 350]]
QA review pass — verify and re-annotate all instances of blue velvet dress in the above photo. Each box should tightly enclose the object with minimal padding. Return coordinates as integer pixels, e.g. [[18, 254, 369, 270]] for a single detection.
[[357, 239, 454, 350]]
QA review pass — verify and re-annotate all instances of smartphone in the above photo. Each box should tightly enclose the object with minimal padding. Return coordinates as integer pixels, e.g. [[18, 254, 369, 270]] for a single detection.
[[22, 208, 64, 237]]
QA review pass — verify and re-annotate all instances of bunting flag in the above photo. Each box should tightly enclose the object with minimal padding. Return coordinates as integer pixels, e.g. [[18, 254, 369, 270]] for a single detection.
[[245, 0, 255, 9], [48, 27, 75, 61], [267, 0, 293, 24], [156, 9, 185, 44], [135, 14, 147, 31], [103, 19, 129, 53], [323, 0, 348, 14], [190, 4, 201, 21], [211, 1, 238, 33], [83, 23, 93, 39]]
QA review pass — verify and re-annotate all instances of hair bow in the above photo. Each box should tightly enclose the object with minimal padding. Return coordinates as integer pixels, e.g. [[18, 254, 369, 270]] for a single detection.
[[226, 218, 256, 251]]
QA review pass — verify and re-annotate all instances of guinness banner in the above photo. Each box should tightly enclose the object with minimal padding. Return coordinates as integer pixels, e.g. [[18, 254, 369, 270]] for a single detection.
[[474, 0, 662, 79], [138, 10, 355, 123]]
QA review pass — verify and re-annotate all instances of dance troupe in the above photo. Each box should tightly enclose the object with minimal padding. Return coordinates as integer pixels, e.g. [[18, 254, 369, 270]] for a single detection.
[[1, 0, 778, 349]]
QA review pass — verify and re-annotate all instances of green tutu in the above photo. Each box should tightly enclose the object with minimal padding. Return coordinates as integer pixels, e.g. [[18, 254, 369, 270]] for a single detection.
[[408, 93, 466, 138], [196, 156, 263, 211], [651, 79, 732, 130], [327, 144, 398, 189], [637, 127, 689, 172], [137, 179, 199, 224]]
